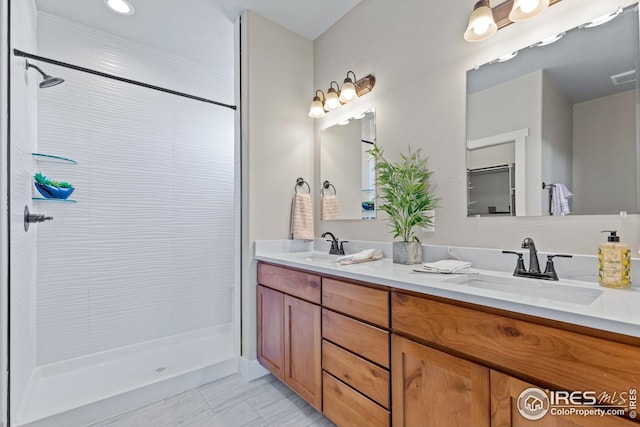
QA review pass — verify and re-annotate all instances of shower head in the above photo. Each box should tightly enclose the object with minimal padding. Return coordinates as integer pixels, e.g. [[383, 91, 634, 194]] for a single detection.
[[25, 60, 64, 88]]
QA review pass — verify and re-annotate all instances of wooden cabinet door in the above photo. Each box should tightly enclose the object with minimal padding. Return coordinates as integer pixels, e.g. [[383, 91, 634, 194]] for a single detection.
[[257, 285, 285, 380], [284, 294, 322, 411], [491, 371, 637, 427], [392, 334, 490, 427]]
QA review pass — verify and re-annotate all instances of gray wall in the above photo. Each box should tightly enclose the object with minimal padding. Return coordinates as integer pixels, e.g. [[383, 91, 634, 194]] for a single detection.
[[313, 0, 640, 254], [573, 89, 637, 214], [241, 11, 314, 360]]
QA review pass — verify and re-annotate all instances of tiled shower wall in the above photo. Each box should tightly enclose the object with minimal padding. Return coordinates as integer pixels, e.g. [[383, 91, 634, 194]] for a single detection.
[[33, 12, 236, 365]]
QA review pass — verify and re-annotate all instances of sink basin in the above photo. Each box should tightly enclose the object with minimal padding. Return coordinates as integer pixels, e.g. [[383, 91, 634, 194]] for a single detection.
[[443, 274, 603, 305], [288, 252, 341, 263]]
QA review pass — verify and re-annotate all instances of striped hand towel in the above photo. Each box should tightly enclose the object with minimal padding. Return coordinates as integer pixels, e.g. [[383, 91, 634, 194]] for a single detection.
[[321, 195, 340, 221], [290, 193, 314, 240]]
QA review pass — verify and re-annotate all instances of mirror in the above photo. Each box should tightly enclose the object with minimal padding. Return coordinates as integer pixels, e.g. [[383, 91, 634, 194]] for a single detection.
[[466, 5, 639, 216], [320, 109, 376, 220]]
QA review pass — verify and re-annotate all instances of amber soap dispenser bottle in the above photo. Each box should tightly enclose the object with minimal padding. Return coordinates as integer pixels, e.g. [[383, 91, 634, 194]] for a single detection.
[[598, 230, 631, 289]]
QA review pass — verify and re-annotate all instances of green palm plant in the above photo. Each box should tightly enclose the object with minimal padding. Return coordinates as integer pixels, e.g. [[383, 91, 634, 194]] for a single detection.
[[369, 144, 439, 242]]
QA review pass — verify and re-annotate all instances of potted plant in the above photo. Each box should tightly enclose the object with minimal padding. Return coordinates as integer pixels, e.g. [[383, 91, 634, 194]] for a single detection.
[[34, 172, 75, 200], [369, 144, 439, 264]]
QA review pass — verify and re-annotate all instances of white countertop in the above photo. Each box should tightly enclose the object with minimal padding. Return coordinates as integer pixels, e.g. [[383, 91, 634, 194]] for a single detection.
[[255, 243, 640, 339]]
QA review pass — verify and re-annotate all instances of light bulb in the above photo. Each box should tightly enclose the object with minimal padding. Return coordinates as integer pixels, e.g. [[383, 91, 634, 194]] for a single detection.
[[519, 0, 539, 14], [473, 18, 491, 35]]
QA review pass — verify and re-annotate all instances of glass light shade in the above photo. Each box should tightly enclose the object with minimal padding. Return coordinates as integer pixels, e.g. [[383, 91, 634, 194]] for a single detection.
[[464, 1, 497, 42], [308, 98, 325, 118], [325, 89, 340, 110], [339, 81, 358, 103], [509, 0, 549, 22]]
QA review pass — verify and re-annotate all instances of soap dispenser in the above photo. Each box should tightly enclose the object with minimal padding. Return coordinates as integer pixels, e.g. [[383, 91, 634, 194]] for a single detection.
[[598, 231, 631, 289]]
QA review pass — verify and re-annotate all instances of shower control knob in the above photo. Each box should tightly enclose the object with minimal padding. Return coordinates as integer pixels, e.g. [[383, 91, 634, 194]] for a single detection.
[[24, 205, 53, 232]]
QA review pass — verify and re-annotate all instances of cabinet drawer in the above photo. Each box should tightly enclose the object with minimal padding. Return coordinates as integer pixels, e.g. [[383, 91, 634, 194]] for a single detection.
[[323, 372, 390, 427], [322, 309, 389, 368], [322, 340, 389, 408], [392, 292, 640, 395], [257, 263, 321, 304], [322, 278, 389, 328]]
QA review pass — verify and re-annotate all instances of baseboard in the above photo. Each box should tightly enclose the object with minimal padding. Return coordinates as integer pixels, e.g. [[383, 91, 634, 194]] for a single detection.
[[238, 357, 269, 381]]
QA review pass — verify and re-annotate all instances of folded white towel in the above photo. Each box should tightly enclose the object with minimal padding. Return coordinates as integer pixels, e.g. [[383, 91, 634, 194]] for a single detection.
[[321, 195, 340, 221], [423, 260, 472, 273], [551, 183, 572, 216], [290, 193, 314, 240], [337, 249, 383, 265]]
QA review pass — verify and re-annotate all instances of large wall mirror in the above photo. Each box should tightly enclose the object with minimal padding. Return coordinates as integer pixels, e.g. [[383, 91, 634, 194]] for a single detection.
[[320, 109, 376, 220], [466, 5, 639, 217]]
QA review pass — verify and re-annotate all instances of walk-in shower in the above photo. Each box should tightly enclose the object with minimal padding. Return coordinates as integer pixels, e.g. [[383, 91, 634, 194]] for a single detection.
[[25, 60, 64, 88], [9, 3, 238, 426]]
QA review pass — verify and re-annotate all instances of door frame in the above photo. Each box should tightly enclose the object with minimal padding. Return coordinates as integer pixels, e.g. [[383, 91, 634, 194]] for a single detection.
[[1, 0, 10, 424]]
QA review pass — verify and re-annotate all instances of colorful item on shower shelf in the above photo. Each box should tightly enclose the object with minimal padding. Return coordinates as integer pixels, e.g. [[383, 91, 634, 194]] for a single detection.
[[34, 172, 75, 199]]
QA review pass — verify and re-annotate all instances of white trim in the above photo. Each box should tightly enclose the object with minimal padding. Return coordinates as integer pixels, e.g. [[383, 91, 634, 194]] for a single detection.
[[0, 0, 8, 424], [238, 357, 269, 382], [468, 128, 529, 216]]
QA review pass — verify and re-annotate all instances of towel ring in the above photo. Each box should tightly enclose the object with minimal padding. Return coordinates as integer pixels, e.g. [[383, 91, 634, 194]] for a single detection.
[[321, 180, 337, 196], [295, 177, 310, 194]]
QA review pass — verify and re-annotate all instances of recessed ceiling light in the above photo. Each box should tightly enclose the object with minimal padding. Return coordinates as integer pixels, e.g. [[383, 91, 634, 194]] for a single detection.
[[104, 0, 135, 15]]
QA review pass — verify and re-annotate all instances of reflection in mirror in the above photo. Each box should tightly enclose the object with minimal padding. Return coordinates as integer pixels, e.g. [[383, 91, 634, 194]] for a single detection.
[[321, 109, 376, 220], [467, 4, 639, 216]]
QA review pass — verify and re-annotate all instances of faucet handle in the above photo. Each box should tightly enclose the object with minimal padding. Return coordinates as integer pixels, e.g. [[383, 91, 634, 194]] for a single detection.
[[502, 250, 526, 275], [339, 241, 349, 255], [543, 254, 572, 281]]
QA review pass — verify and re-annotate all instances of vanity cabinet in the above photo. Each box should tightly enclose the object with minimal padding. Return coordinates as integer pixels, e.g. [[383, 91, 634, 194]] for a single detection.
[[257, 262, 640, 426], [321, 278, 391, 427], [256, 264, 322, 410], [491, 371, 637, 427], [392, 334, 490, 427], [392, 291, 640, 426]]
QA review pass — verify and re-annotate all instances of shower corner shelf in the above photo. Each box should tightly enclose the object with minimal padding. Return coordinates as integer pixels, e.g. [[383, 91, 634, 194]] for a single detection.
[[32, 152, 78, 165], [32, 197, 77, 203]]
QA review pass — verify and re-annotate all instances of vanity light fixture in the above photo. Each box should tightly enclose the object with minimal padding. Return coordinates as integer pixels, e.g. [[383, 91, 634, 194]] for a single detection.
[[308, 90, 326, 118], [104, 0, 135, 15], [338, 120, 351, 126], [464, 0, 562, 42], [309, 73, 375, 119], [582, 6, 623, 28], [338, 71, 358, 103], [464, 0, 498, 42]]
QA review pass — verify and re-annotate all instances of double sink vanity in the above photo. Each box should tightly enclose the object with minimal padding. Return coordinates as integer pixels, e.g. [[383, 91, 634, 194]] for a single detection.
[[255, 240, 640, 427]]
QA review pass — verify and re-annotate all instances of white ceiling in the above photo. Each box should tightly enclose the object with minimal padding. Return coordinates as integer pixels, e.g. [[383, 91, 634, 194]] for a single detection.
[[35, 0, 361, 63]]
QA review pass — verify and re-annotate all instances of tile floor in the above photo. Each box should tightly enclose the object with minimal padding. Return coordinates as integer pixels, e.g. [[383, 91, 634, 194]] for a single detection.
[[89, 374, 335, 427]]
